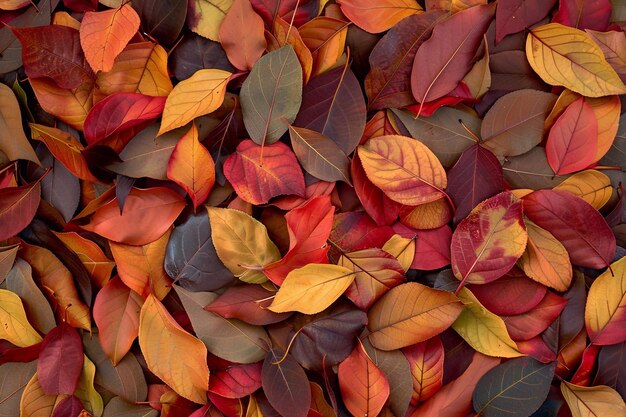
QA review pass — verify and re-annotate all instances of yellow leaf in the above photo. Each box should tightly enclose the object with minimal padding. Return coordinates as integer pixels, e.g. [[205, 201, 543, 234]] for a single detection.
[[75, 356, 103, 417], [358, 135, 447, 205], [399, 197, 452, 230], [158, 69, 231, 135], [561, 381, 626, 417], [139, 294, 209, 404], [246, 395, 262, 417], [268, 264, 356, 314], [526, 23, 626, 97], [518, 220, 572, 292], [20, 373, 65, 417], [0, 289, 42, 347], [207, 207, 280, 283], [188, 0, 234, 41], [382, 234, 415, 272], [554, 170, 612, 209], [452, 288, 523, 358]]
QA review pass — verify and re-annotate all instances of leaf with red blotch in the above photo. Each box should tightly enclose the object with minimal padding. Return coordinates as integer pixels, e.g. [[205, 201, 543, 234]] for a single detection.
[[411, 4, 495, 106], [366, 11, 447, 110], [208, 356, 262, 399], [51, 395, 84, 417], [546, 97, 598, 175], [204, 285, 290, 326], [37, 323, 84, 395], [93, 277, 143, 366], [522, 189, 615, 269], [264, 195, 334, 285], [81, 187, 185, 246], [83, 93, 166, 146], [223, 139, 305, 205], [80, 3, 141, 73], [219, 0, 266, 71], [294, 64, 366, 155], [446, 144, 503, 223], [337, 0, 423, 34], [338, 342, 390, 417], [167, 123, 215, 209], [403, 337, 444, 406], [0, 178, 41, 240], [451, 191, 528, 288], [392, 223, 452, 270], [552, 0, 612, 31], [503, 291, 568, 341], [262, 349, 311, 417], [495, 0, 556, 43], [12, 25, 94, 89]]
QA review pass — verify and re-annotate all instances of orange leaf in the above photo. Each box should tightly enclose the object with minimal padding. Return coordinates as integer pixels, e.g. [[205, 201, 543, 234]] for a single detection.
[[167, 123, 215, 209], [80, 3, 141, 73], [218, 0, 266, 71], [29, 78, 94, 131], [399, 198, 452, 230], [81, 187, 185, 246], [139, 294, 209, 404], [299, 16, 349, 77], [338, 343, 390, 417], [402, 337, 444, 405], [272, 17, 314, 84], [337, 0, 423, 33], [53, 231, 115, 288]]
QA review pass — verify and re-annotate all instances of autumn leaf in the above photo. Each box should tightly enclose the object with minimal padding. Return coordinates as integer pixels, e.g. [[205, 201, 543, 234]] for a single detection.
[[402, 338, 444, 405], [553, 169, 612, 209], [219, 0, 266, 71], [0, 289, 43, 348], [37, 323, 83, 395], [337, 0, 423, 33], [0, 83, 40, 165], [0, 179, 42, 241], [561, 381, 626, 417]]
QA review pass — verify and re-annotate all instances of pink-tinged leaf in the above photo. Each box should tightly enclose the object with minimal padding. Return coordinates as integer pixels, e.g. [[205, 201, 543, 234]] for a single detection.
[[0, 179, 41, 240], [351, 152, 402, 226], [208, 356, 262, 399], [262, 349, 311, 417], [223, 139, 305, 205], [503, 291, 568, 341], [93, 276, 143, 365], [546, 97, 598, 175], [393, 223, 452, 270], [338, 343, 390, 417], [467, 268, 547, 316], [330, 212, 395, 256], [264, 195, 334, 285], [516, 336, 557, 364], [204, 285, 290, 325], [402, 337, 444, 405], [522, 189, 615, 269], [411, 4, 495, 105], [552, 0, 612, 31], [495, 0, 556, 43], [83, 93, 166, 147], [451, 191, 528, 287], [446, 144, 503, 223], [219, 0, 266, 71], [167, 123, 215, 209], [37, 323, 84, 395], [12, 25, 94, 89], [51, 395, 84, 417], [81, 187, 185, 246]]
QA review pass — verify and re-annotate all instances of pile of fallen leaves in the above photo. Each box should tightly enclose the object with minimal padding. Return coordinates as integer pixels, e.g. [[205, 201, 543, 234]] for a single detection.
[[1, 0, 626, 416]]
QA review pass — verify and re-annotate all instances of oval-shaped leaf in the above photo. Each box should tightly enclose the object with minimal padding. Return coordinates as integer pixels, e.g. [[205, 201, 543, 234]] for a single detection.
[[402, 337, 444, 405], [0, 180, 41, 241], [561, 381, 626, 417], [0, 288, 42, 348], [219, 0, 266, 71], [37, 323, 83, 395], [262, 349, 311, 417]]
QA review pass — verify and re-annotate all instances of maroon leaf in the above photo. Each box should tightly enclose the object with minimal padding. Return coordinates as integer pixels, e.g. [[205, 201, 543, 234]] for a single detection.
[[0, 178, 42, 241], [250, 0, 319, 28], [208, 356, 262, 399], [329, 212, 395, 258], [393, 223, 452, 270], [262, 349, 311, 417], [51, 395, 84, 417], [204, 285, 290, 326], [495, 0, 556, 43], [37, 323, 84, 395], [552, 0, 612, 31]]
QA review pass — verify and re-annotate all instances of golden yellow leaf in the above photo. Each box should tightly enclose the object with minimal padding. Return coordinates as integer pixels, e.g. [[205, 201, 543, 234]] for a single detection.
[[554, 170, 612, 209], [518, 220, 572, 292], [139, 294, 209, 404], [20, 373, 65, 417], [382, 234, 415, 272], [526, 23, 626, 97], [246, 395, 262, 417], [399, 197, 452, 230], [207, 207, 281, 284], [299, 16, 348, 77], [452, 288, 523, 358], [158, 69, 232, 136], [52, 11, 81, 29], [510, 189, 533, 199], [0, 289, 42, 348], [188, 0, 234, 41], [268, 264, 356, 314], [561, 381, 626, 417], [74, 356, 103, 417]]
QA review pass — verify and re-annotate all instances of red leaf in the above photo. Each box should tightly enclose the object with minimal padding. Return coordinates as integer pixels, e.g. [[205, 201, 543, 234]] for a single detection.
[[546, 97, 598, 175], [338, 343, 390, 417], [81, 187, 185, 246], [208, 356, 262, 399], [223, 139, 305, 205], [503, 291, 568, 341], [393, 223, 452, 270], [12, 25, 94, 89], [570, 344, 601, 386], [251, 0, 318, 27], [552, 0, 612, 31], [495, 0, 556, 43], [51, 395, 84, 417], [0, 179, 41, 240], [37, 323, 84, 395], [330, 212, 395, 255], [403, 337, 444, 405], [523, 189, 616, 269], [204, 285, 291, 325]]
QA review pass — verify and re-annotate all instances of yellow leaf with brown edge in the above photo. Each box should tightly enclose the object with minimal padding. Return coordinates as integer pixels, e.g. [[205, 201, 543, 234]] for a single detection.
[[399, 197, 452, 230], [0, 289, 42, 347], [158, 69, 231, 135], [109, 228, 172, 300], [526, 23, 626, 97], [367, 282, 463, 351], [271, 17, 313, 84], [29, 78, 94, 131], [268, 264, 356, 314], [554, 170, 612, 210], [517, 219, 572, 292], [358, 135, 447, 205], [207, 207, 280, 283], [96, 42, 173, 99], [452, 287, 523, 358], [561, 381, 626, 417], [20, 244, 91, 331], [382, 234, 415, 272], [139, 294, 209, 404]]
